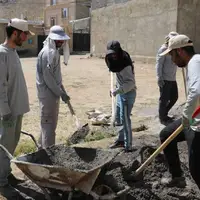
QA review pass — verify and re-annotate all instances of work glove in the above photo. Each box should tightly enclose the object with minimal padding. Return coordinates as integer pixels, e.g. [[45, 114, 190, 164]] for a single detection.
[[110, 90, 117, 97], [2, 113, 12, 121], [182, 115, 190, 128], [157, 79, 165, 88], [2, 113, 14, 128], [61, 92, 70, 103]]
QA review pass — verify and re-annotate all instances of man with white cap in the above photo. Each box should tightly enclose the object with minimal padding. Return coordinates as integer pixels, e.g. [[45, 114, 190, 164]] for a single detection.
[[0, 18, 32, 194], [156, 32, 179, 125], [159, 34, 200, 189], [36, 25, 70, 148]]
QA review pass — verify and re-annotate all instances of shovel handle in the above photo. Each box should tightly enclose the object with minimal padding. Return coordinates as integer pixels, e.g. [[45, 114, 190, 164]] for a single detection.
[[67, 100, 75, 116], [135, 124, 183, 176], [111, 72, 116, 123]]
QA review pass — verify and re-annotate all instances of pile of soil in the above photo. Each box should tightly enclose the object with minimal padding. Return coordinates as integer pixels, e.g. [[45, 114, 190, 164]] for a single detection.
[[169, 103, 185, 119], [94, 134, 200, 200], [5, 134, 200, 200]]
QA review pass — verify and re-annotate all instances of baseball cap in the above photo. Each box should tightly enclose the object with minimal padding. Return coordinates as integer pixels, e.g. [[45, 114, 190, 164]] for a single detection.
[[49, 25, 70, 40], [165, 31, 179, 43], [160, 34, 193, 56], [106, 40, 121, 55], [8, 18, 34, 35]]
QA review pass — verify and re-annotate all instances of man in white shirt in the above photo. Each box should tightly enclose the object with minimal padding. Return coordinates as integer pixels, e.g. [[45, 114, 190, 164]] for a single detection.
[[0, 18, 32, 197], [156, 32, 179, 125], [36, 25, 70, 148], [159, 35, 200, 189]]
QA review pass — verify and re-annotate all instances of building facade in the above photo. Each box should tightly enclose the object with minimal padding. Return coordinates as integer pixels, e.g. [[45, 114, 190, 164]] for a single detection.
[[91, 0, 200, 60], [44, 0, 91, 52]]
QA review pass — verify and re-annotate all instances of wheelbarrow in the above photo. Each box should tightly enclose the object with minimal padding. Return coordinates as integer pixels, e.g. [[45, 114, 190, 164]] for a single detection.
[[0, 143, 130, 200]]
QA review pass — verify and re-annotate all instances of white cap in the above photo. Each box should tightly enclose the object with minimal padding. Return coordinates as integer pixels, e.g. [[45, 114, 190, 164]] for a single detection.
[[160, 34, 193, 56], [165, 31, 179, 43], [8, 18, 34, 35], [49, 25, 70, 40]]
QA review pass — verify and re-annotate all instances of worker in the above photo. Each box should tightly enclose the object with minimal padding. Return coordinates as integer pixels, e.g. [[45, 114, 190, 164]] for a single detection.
[[156, 32, 179, 125], [159, 34, 200, 189], [105, 40, 137, 152], [36, 25, 70, 148], [0, 19, 31, 193]]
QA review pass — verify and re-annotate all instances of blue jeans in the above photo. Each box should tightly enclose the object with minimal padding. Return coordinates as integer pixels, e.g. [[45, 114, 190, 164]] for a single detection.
[[115, 90, 136, 150]]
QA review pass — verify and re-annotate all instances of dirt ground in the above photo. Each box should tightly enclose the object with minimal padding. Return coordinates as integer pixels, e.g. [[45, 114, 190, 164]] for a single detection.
[[3, 54, 192, 200], [20, 54, 186, 145]]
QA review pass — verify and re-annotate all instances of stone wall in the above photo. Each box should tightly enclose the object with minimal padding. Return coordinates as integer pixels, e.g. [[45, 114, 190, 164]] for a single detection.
[[177, 0, 200, 53], [91, 0, 178, 59], [0, 0, 46, 20], [91, 0, 131, 10], [0, 23, 6, 44]]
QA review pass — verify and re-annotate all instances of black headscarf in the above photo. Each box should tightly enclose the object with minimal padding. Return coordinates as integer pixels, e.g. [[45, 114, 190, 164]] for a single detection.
[[105, 40, 134, 73]]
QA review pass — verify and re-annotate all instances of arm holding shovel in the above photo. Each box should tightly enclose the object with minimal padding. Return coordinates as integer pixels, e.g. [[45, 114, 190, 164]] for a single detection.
[[60, 84, 70, 103]]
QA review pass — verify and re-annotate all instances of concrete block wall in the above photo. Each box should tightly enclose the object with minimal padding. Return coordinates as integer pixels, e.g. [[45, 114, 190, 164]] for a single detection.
[[91, 0, 178, 59]]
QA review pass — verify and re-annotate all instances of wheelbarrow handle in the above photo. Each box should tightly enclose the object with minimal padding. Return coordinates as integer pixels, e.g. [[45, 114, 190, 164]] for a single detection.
[[21, 131, 40, 150], [0, 144, 13, 160]]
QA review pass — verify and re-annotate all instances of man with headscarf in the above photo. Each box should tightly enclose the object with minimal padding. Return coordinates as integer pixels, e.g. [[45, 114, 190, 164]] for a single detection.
[[105, 40, 137, 152], [36, 25, 70, 148], [156, 31, 179, 125], [0, 18, 32, 195]]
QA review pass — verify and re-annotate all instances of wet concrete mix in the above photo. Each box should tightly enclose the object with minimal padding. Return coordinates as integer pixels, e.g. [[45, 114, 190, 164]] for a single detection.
[[3, 134, 200, 200]]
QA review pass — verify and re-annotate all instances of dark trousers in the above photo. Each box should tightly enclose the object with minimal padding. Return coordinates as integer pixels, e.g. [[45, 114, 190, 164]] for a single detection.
[[160, 119, 200, 189], [159, 81, 178, 120]]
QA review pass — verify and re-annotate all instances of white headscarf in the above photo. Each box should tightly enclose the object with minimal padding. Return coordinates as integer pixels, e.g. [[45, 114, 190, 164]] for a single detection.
[[43, 25, 70, 66]]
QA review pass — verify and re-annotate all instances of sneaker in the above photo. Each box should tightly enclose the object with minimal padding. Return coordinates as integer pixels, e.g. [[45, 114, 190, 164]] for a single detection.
[[124, 148, 133, 153], [161, 177, 186, 188], [109, 141, 124, 149], [8, 173, 24, 186]]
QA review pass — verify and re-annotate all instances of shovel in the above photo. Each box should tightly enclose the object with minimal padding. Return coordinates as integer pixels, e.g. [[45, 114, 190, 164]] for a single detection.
[[133, 105, 200, 178], [108, 72, 123, 133], [66, 100, 90, 144], [66, 100, 82, 129]]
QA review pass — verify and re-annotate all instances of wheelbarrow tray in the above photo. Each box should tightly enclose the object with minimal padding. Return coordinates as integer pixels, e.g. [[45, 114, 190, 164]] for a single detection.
[[11, 144, 120, 194]]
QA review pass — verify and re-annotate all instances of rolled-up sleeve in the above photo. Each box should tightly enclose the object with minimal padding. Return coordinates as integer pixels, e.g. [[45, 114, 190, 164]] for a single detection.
[[0, 56, 11, 115]]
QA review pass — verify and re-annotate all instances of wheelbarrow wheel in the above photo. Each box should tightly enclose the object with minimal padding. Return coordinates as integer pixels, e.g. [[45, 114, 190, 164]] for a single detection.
[[91, 184, 116, 200]]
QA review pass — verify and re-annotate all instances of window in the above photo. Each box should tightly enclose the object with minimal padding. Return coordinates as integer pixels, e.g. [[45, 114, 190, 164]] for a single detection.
[[50, 17, 56, 26], [50, 0, 56, 5], [62, 8, 68, 18]]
